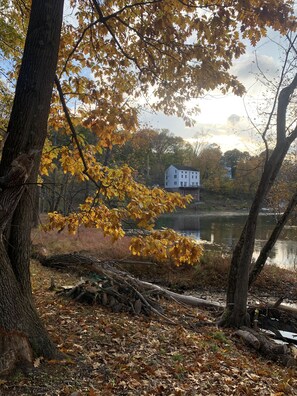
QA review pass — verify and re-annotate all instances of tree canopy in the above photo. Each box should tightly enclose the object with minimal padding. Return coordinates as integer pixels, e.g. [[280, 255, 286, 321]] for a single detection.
[[1, 0, 296, 265]]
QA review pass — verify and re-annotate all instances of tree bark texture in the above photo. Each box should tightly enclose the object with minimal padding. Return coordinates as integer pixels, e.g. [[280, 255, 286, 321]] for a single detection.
[[221, 74, 297, 328], [0, 0, 64, 364], [0, 154, 58, 373]]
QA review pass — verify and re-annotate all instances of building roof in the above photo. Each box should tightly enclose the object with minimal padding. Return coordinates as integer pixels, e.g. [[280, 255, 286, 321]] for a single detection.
[[171, 165, 199, 172]]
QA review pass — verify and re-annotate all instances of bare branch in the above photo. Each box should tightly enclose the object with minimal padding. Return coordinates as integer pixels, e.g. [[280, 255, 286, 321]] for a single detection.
[[277, 73, 297, 145], [54, 76, 101, 189]]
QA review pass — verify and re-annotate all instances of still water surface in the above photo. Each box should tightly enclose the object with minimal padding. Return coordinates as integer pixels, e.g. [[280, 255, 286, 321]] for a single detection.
[[157, 212, 297, 269]]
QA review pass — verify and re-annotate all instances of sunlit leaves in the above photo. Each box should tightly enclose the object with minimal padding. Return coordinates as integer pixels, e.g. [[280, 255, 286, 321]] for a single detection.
[[130, 229, 203, 266], [44, 160, 202, 265], [52, 0, 296, 129], [40, 139, 59, 176], [3, 0, 296, 266]]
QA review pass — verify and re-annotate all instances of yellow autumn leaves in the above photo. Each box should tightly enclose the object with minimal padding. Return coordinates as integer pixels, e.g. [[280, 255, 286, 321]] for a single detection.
[[36, 0, 295, 267], [43, 157, 203, 265], [130, 229, 203, 266]]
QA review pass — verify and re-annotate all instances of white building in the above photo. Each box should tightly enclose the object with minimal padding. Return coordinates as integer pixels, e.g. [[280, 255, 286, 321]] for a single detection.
[[164, 165, 200, 200]]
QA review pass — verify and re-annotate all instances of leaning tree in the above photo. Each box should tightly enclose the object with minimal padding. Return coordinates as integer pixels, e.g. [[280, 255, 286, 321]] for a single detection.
[[0, 0, 64, 369], [220, 35, 297, 328]]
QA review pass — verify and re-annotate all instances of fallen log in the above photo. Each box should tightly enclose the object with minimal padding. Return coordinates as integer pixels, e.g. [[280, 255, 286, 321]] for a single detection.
[[248, 306, 297, 337], [235, 326, 296, 367], [37, 252, 223, 313]]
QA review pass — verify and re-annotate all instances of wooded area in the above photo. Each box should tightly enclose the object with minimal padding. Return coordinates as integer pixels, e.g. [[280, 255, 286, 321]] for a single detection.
[[0, 0, 297, 387]]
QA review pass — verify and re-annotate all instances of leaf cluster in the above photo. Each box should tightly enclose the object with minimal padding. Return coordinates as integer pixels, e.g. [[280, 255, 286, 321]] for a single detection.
[[2, 0, 296, 265]]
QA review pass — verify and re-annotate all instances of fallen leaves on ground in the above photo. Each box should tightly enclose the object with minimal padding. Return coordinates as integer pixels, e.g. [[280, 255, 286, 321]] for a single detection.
[[1, 260, 296, 396]]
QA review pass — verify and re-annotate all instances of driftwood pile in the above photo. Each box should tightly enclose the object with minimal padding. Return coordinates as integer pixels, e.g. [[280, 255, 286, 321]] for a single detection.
[[36, 252, 222, 321], [57, 276, 163, 316], [34, 250, 297, 366], [37, 253, 161, 315]]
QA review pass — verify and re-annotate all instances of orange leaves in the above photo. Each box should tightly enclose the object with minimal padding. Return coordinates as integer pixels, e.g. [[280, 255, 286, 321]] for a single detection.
[[60, 147, 85, 178], [49, 0, 296, 131], [126, 185, 192, 229], [83, 106, 138, 150], [46, 206, 125, 240]]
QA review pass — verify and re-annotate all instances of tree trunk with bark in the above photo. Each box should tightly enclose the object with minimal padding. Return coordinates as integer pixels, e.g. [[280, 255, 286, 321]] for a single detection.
[[249, 189, 297, 287], [220, 73, 297, 328], [0, 0, 64, 372]]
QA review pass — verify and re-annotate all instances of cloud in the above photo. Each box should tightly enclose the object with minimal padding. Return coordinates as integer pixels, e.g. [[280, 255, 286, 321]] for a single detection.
[[231, 52, 279, 91], [227, 114, 241, 125], [139, 108, 262, 154]]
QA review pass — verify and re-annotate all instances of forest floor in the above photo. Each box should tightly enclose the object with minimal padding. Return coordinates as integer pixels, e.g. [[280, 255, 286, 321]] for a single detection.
[[1, 227, 296, 395]]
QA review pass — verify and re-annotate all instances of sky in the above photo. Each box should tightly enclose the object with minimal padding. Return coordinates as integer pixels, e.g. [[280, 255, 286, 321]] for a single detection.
[[140, 31, 285, 154]]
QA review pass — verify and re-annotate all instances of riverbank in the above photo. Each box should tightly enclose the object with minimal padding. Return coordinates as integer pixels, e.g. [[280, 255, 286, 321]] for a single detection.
[[2, 258, 296, 395], [32, 227, 297, 303], [187, 191, 252, 212]]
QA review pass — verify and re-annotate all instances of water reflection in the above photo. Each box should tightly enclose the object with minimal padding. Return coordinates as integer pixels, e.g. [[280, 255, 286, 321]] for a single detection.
[[157, 213, 297, 269]]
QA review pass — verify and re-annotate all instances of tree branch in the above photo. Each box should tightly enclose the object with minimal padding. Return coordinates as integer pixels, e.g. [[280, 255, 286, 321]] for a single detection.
[[59, 18, 101, 78], [54, 76, 101, 189], [249, 189, 297, 287], [90, 0, 163, 23], [277, 73, 297, 145]]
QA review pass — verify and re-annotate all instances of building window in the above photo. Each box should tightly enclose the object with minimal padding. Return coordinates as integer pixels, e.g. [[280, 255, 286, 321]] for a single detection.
[[174, 175, 177, 178], [181, 174, 183, 178], [174, 181, 177, 185], [184, 182, 187, 186], [180, 182, 183, 186]]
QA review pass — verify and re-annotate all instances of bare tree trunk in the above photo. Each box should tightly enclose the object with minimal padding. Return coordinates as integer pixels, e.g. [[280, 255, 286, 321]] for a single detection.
[[0, 0, 64, 362], [249, 190, 297, 287], [220, 93, 297, 328]]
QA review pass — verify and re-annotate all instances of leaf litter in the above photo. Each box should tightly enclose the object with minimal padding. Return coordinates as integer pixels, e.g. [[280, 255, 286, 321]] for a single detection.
[[1, 260, 296, 396]]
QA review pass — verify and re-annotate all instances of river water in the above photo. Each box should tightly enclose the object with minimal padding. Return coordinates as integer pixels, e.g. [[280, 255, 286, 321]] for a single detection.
[[157, 212, 297, 269]]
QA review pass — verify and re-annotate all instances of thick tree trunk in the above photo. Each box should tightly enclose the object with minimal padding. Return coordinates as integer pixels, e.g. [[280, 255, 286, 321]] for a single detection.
[[1, 0, 64, 300], [0, 154, 58, 373], [0, 0, 64, 364], [0, 244, 57, 358]]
